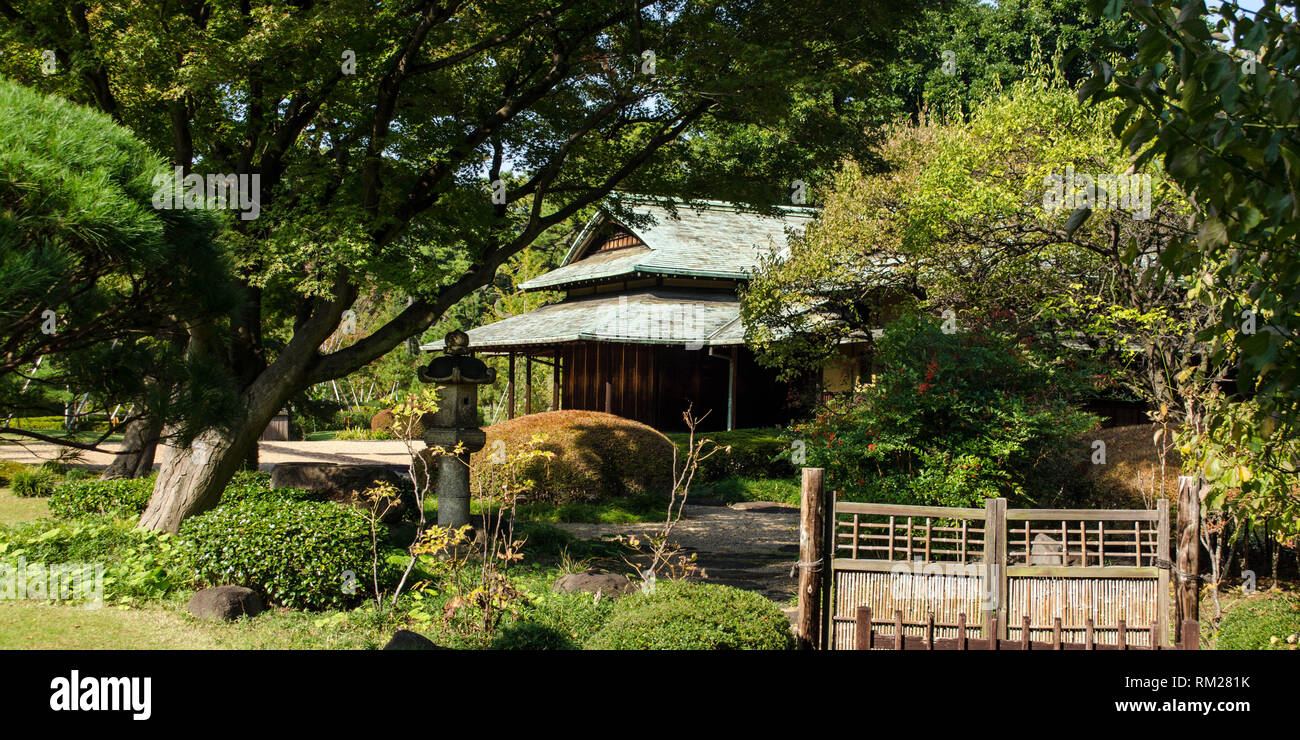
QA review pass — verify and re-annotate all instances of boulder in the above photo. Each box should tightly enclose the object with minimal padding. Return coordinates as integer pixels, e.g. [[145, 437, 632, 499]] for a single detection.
[[382, 629, 445, 650], [270, 463, 407, 523], [552, 569, 636, 597], [188, 586, 264, 621], [1028, 533, 1082, 566]]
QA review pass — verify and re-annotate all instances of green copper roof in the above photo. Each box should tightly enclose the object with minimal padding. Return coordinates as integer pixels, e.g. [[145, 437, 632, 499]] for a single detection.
[[519, 197, 817, 291], [420, 289, 746, 352]]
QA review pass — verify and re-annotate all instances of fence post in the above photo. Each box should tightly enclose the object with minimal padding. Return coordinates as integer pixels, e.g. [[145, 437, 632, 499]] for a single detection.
[[983, 497, 1008, 640], [1180, 619, 1200, 650], [1174, 476, 1201, 628], [1156, 498, 1170, 647], [797, 467, 827, 650]]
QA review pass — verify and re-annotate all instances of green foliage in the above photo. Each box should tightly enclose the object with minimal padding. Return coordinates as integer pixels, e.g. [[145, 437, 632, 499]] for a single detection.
[[0, 459, 25, 487], [588, 580, 794, 650], [667, 429, 797, 482], [48, 476, 154, 516], [1084, 0, 1300, 533], [0, 78, 235, 435], [10, 467, 59, 498], [471, 410, 675, 505], [180, 499, 374, 611], [1215, 595, 1300, 651], [798, 314, 1098, 507], [695, 477, 802, 507], [492, 589, 617, 650], [0, 516, 189, 604], [49, 470, 317, 520]]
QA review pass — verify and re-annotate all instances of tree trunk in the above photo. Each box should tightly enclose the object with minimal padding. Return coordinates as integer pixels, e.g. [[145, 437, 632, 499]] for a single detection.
[[101, 416, 162, 479], [138, 369, 296, 533]]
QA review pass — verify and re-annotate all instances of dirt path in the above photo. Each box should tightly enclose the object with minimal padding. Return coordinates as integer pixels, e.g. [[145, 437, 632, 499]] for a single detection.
[[554, 503, 802, 605], [0, 439, 413, 470]]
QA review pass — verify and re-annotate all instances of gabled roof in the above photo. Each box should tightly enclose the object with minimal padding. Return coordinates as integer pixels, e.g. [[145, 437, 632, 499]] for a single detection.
[[420, 289, 745, 352], [519, 196, 817, 291]]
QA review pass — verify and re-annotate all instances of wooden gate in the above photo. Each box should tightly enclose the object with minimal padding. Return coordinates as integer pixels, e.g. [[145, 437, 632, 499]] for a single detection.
[[801, 472, 1174, 650]]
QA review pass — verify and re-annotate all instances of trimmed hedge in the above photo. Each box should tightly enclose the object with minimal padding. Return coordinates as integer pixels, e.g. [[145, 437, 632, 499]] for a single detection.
[[669, 428, 797, 482], [48, 470, 318, 519], [1216, 594, 1300, 650], [180, 498, 374, 610], [48, 476, 153, 515], [587, 580, 794, 650], [11, 467, 60, 498], [471, 410, 674, 504]]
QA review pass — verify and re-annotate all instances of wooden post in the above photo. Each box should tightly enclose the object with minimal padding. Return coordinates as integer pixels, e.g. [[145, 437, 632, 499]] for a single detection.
[[854, 607, 871, 650], [550, 352, 561, 411], [1174, 476, 1201, 628], [1156, 498, 1171, 646], [797, 467, 826, 650], [507, 352, 516, 420], [727, 347, 738, 431], [525, 355, 533, 415], [983, 497, 1008, 640], [1180, 618, 1200, 650]]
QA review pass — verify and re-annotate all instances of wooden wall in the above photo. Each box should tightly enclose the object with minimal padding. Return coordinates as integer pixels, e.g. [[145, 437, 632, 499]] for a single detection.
[[555, 342, 788, 431]]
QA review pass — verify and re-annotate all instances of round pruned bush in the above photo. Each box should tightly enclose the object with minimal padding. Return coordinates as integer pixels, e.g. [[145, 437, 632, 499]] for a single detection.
[[587, 580, 794, 650], [10, 467, 60, 498], [48, 476, 156, 517], [470, 410, 674, 505], [1216, 594, 1300, 650], [220, 470, 321, 505], [180, 498, 374, 611]]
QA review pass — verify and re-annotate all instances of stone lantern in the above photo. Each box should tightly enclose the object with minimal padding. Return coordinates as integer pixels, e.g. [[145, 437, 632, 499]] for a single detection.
[[417, 329, 496, 527]]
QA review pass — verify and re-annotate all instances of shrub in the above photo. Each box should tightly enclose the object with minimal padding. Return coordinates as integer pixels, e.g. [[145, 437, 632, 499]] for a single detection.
[[0, 459, 27, 487], [668, 428, 797, 482], [370, 408, 423, 439], [11, 467, 60, 498], [1216, 595, 1300, 650], [0, 516, 189, 603], [587, 580, 794, 650], [220, 470, 321, 504], [798, 314, 1098, 507], [180, 498, 374, 610], [48, 476, 155, 517], [470, 410, 674, 505], [493, 591, 616, 650], [335, 426, 395, 441]]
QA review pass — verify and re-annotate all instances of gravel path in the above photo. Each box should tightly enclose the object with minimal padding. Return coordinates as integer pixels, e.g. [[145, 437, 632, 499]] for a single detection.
[[0, 439, 413, 470]]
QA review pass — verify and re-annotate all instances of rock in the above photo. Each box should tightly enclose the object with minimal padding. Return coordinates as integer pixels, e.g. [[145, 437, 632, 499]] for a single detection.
[[729, 500, 795, 512], [1028, 533, 1082, 566], [552, 569, 636, 597], [269, 463, 407, 523], [188, 586, 264, 621], [382, 629, 445, 650]]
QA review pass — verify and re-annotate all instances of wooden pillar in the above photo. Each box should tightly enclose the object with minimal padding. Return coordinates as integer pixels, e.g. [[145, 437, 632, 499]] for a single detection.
[[525, 355, 533, 416], [797, 467, 826, 650], [727, 347, 738, 431], [550, 352, 560, 411], [983, 497, 1008, 640], [1156, 498, 1171, 646], [507, 352, 516, 420], [1174, 475, 1201, 627]]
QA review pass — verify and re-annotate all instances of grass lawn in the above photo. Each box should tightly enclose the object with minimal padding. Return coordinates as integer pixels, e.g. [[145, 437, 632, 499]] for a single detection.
[[0, 487, 48, 525]]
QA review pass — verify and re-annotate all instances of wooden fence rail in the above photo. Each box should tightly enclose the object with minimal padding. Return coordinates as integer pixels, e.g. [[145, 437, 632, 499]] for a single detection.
[[853, 608, 1200, 651], [796, 467, 1200, 650]]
